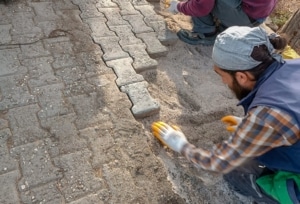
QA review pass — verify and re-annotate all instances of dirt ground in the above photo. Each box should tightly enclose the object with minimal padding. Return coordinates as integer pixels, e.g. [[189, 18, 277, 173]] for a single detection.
[[139, 1, 300, 203]]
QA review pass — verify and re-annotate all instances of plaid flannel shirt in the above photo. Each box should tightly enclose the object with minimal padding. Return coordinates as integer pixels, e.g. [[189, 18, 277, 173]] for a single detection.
[[181, 106, 300, 173]]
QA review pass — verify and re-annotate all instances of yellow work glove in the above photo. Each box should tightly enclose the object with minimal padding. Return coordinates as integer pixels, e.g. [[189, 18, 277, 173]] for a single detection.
[[221, 115, 243, 132], [151, 121, 188, 152]]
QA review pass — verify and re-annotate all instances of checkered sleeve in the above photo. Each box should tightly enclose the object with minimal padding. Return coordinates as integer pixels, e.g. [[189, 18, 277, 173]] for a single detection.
[[181, 106, 300, 173]]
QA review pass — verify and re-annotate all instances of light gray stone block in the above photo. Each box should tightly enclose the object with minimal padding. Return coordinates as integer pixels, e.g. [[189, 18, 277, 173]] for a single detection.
[[106, 58, 144, 87], [121, 81, 160, 118], [137, 32, 168, 58]]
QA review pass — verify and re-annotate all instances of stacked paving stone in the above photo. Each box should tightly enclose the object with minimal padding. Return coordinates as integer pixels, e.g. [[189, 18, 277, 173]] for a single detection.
[[0, 0, 184, 203]]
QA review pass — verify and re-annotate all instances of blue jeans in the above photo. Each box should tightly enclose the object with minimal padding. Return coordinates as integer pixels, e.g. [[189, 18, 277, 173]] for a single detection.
[[223, 160, 279, 204], [192, 0, 264, 33]]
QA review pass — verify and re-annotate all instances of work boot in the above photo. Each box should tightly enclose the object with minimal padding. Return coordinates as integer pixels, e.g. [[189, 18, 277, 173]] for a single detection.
[[176, 29, 218, 46]]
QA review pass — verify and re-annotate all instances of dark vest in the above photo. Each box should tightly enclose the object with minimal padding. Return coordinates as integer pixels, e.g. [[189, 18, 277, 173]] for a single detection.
[[239, 59, 300, 174]]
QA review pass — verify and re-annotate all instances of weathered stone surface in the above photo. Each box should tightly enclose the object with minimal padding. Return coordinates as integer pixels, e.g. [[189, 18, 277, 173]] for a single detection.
[[103, 165, 148, 203], [31, 2, 60, 22], [0, 74, 37, 111], [113, 1, 139, 15], [0, 48, 21, 76], [33, 83, 73, 118], [98, 7, 128, 26], [21, 56, 59, 88], [0, 171, 20, 204], [122, 14, 153, 34], [108, 24, 142, 46], [72, 0, 104, 19], [8, 104, 49, 146], [148, 20, 178, 45], [40, 114, 88, 155], [137, 32, 168, 58], [123, 44, 158, 72], [54, 150, 103, 202], [10, 139, 63, 191], [0, 129, 17, 175], [0, 24, 12, 44], [20, 182, 65, 204], [93, 35, 129, 61], [84, 17, 115, 37], [106, 58, 144, 87], [19, 41, 51, 59], [121, 81, 160, 118]]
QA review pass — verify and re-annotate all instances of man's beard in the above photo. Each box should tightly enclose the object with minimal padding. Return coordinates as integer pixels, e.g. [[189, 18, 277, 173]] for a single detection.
[[230, 77, 251, 100]]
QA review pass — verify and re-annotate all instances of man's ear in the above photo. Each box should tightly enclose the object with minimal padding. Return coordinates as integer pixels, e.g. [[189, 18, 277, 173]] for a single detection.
[[235, 71, 249, 86]]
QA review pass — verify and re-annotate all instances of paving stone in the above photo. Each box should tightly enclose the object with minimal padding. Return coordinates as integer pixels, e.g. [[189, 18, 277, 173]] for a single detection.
[[0, 129, 17, 175], [20, 182, 65, 204], [0, 6, 12, 25], [52, 0, 78, 10], [78, 49, 114, 78], [55, 66, 97, 97], [19, 41, 51, 59], [37, 20, 64, 37], [31, 2, 60, 22], [134, 4, 164, 24], [113, 1, 140, 15], [108, 24, 142, 46], [52, 53, 82, 69], [79, 127, 115, 168], [0, 48, 21, 76], [8, 104, 50, 146], [84, 17, 115, 37], [131, 0, 149, 6], [21, 56, 60, 88], [11, 32, 44, 45], [0, 74, 37, 111], [68, 30, 99, 53], [55, 66, 86, 85], [54, 150, 103, 202], [121, 81, 160, 118], [98, 7, 128, 26], [68, 92, 112, 130], [95, 0, 118, 8], [32, 83, 73, 118], [81, 5, 104, 19], [137, 32, 168, 58], [10, 140, 63, 191], [0, 171, 20, 204], [103, 165, 148, 203], [106, 58, 144, 87], [11, 12, 42, 35], [70, 193, 104, 204], [40, 114, 88, 155], [148, 20, 178, 46], [122, 14, 153, 34], [0, 24, 12, 44], [93, 35, 129, 61], [0, 118, 8, 130], [55, 9, 84, 28], [87, 74, 134, 119], [123, 44, 158, 72], [43, 36, 74, 54]]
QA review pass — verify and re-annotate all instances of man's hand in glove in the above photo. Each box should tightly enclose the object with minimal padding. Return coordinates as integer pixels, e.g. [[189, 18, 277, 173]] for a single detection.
[[168, 0, 179, 14], [151, 121, 188, 152], [221, 115, 243, 132]]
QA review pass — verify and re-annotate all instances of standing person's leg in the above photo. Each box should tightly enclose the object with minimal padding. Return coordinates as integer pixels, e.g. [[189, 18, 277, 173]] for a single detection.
[[223, 160, 278, 204]]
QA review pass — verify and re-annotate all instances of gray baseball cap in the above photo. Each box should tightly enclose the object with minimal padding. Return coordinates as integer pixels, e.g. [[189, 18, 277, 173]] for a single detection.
[[212, 26, 283, 71]]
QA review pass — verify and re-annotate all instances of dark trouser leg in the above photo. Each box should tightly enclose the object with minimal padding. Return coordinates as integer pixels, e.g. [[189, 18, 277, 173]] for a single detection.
[[223, 160, 279, 204]]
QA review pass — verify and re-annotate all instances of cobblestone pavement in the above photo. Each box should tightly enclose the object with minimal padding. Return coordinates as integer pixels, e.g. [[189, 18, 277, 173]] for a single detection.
[[0, 0, 184, 203]]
